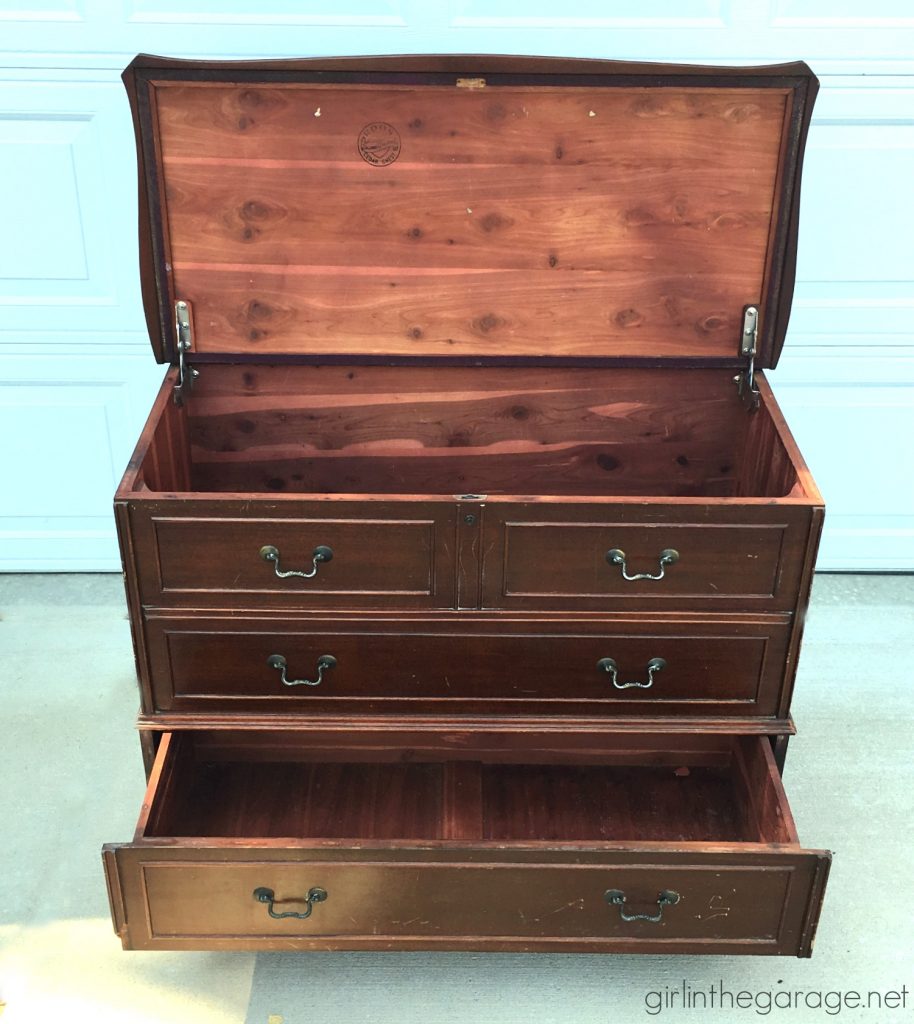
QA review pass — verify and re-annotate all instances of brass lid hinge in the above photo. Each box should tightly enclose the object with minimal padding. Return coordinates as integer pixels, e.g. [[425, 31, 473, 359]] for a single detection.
[[173, 299, 199, 406], [734, 304, 760, 410]]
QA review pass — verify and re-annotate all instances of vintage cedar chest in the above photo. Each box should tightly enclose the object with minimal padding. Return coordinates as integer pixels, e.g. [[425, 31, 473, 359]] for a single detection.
[[102, 53, 830, 956]]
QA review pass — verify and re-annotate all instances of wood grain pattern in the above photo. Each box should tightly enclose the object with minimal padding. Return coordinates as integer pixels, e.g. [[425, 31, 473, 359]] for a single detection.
[[150, 83, 788, 360], [162, 161, 778, 273], [144, 613, 791, 719], [732, 736, 795, 844], [185, 365, 749, 498], [169, 725, 785, 766], [737, 395, 798, 499], [483, 505, 813, 613], [481, 764, 745, 842], [127, 366, 818, 504], [123, 56, 818, 367], [126, 498, 459, 611], [441, 762, 483, 841], [161, 759, 444, 840], [177, 269, 745, 360], [141, 732, 791, 845], [136, 717, 798, 760], [144, 394, 191, 491], [103, 730, 828, 953], [753, 374, 824, 502], [105, 845, 829, 954]]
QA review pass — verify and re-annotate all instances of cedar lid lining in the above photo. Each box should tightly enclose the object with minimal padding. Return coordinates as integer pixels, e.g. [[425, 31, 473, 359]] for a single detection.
[[124, 55, 818, 367]]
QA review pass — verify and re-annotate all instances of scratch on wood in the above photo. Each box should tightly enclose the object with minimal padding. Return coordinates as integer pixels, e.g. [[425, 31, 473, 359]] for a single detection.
[[696, 894, 731, 922], [537, 898, 585, 921]]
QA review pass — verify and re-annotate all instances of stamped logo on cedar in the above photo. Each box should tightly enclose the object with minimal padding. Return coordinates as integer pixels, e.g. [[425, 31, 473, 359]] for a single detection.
[[358, 122, 401, 165]]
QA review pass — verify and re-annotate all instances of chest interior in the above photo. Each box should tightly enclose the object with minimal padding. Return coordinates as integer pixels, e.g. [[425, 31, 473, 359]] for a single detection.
[[125, 65, 816, 503], [135, 363, 803, 499]]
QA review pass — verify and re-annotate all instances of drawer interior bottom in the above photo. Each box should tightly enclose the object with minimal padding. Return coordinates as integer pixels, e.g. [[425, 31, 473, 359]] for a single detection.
[[142, 732, 796, 846]]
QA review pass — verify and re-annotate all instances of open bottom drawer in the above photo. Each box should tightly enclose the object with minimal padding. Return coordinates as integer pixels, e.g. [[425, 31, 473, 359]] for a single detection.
[[103, 732, 829, 955]]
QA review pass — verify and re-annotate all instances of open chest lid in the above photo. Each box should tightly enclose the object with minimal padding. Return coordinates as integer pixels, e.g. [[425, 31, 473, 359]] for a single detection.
[[124, 53, 817, 373]]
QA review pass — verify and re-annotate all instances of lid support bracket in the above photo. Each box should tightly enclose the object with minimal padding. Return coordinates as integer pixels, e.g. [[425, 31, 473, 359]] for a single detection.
[[734, 304, 760, 410], [173, 299, 199, 406]]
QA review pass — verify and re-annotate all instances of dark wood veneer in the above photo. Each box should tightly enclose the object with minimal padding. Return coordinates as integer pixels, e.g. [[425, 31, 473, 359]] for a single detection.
[[143, 612, 791, 718]]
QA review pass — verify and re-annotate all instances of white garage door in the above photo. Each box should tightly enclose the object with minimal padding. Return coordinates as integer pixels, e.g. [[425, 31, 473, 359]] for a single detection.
[[1, 1, 912, 571]]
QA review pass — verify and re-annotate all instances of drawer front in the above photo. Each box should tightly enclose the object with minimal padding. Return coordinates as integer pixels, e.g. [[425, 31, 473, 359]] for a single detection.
[[105, 847, 829, 955], [481, 504, 815, 612], [127, 501, 457, 609], [144, 615, 791, 717]]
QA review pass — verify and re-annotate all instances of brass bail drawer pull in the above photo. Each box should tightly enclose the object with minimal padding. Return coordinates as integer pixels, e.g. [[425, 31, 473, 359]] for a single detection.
[[597, 656, 666, 689], [259, 544, 333, 579], [253, 886, 327, 920], [605, 547, 679, 582], [604, 889, 680, 923], [267, 653, 337, 687]]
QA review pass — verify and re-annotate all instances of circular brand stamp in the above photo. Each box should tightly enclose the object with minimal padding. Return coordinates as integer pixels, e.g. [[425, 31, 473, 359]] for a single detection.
[[358, 122, 401, 166]]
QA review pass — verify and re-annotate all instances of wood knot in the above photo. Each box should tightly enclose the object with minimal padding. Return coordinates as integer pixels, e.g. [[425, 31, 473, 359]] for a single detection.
[[614, 308, 643, 328], [709, 212, 749, 230], [548, 254, 558, 268], [246, 300, 273, 321], [725, 104, 761, 123], [480, 211, 512, 233], [630, 96, 668, 117], [236, 418, 256, 434], [240, 225, 259, 242], [554, 144, 564, 160], [233, 88, 285, 122], [409, 117, 423, 130], [510, 405, 530, 420], [696, 313, 727, 334], [662, 295, 682, 322], [623, 206, 656, 227], [671, 195, 689, 220], [242, 372, 257, 389], [408, 326, 423, 340], [474, 312, 502, 333], [596, 453, 620, 471], [676, 454, 690, 467], [408, 226, 423, 239], [241, 199, 280, 222]]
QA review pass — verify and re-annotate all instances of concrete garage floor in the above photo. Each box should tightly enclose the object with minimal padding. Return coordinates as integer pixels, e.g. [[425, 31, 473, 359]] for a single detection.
[[0, 573, 912, 1023]]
